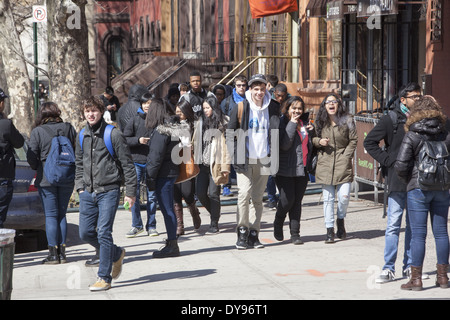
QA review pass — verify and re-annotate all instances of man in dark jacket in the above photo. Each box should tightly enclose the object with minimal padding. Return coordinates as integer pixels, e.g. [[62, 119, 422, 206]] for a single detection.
[[179, 71, 215, 116], [99, 86, 121, 123], [226, 74, 280, 250], [0, 88, 25, 228], [117, 84, 149, 131], [75, 96, 136, 291], [363, 82, 421, 283]]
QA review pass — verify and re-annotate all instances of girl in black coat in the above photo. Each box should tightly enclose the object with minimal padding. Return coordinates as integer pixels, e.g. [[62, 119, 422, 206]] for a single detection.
[[146, 98, 189, 258], [273, 96, 314, 245], [27, 102, 77, 264]]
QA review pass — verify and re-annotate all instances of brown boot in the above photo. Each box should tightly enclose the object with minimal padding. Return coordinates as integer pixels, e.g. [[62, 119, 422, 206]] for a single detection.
[[401, 266, 423, 291], [174, 202, 184, 236], [435, 264, 449, 288], [187, 202, 201, 230]]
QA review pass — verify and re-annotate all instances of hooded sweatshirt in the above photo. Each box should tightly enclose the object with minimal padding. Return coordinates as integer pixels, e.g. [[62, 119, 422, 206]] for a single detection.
[[245, 90, 271, 160]]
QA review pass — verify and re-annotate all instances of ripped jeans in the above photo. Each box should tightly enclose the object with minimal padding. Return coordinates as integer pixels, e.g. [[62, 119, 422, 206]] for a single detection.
[[322, 182, 351, 228]]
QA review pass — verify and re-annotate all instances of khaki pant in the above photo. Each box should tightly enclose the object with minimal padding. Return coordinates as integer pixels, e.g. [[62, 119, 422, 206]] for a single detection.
[[235, 162, 270, 232]]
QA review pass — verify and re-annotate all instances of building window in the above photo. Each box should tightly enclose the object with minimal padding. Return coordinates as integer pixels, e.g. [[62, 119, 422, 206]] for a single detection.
[[318, 18, 327, 80], [331, 20, 342, 80], [108, 38, 122, 82], [430, 0, 442, 42]]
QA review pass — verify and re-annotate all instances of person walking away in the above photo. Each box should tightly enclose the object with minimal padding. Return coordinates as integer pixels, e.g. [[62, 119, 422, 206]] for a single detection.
[[117, 84, 149, 131], [395, 96, 450, 291], [174, 99, 201, 235], [0, 88, 25, 228], [146, 98, 189, 258], [27, 102, 77, 264], [364, 82, 422, 282], [123, 92, 159, 238], [193, 96, 230, 234], [75, 96, 137, 291], [274, 96, 314, 245], [312, 94, 357, 243], [226, 74, 280, 249]]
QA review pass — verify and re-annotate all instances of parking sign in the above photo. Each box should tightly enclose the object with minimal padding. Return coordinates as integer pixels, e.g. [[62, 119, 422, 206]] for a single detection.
[[32, 6, 47, 23]]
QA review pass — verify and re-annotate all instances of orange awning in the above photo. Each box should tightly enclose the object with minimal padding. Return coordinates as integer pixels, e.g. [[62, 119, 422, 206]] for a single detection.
[[248, 0, 298, 19]]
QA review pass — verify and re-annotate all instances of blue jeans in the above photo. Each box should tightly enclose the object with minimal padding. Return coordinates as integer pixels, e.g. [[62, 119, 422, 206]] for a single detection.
[[383, 192, 411, 273], [78, 188, 122, 283], [132, 164, 157, 231], [322, 182, 351, 228], [407, 189, 450, 266], [155, 177, 177, 241], [38, 185, 73, 247], [266, 175, 278, 203]]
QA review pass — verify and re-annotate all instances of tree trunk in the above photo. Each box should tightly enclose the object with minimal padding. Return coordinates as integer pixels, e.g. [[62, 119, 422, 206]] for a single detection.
[[0, 0, 34, 136], [47, 0, 90, 130]]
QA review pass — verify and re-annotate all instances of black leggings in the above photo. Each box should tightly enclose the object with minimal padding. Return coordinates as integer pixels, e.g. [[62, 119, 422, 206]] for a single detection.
[[174, 178, 196, 205], [274, 175, 308, 224]]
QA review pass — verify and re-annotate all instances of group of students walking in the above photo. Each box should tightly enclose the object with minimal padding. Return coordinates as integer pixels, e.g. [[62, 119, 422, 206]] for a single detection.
[[13, 73, 449, 292]]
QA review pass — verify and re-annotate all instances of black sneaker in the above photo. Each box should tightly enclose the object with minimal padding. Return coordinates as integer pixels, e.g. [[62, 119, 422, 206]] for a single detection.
[[248, 229, 264, 249], [85, 249, 100, 267], [235, 227, 248, 250]]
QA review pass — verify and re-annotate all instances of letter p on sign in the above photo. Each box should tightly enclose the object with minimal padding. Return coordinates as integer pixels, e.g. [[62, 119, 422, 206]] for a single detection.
[[33, 6, 47, 23]]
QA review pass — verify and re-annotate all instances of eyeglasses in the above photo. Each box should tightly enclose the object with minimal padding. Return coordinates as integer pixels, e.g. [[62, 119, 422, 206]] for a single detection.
[[325, 100, 338, 105], [405, 94, 422, 100]]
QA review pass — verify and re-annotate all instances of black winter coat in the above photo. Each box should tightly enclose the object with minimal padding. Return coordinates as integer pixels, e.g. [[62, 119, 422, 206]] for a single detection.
[[117, 84, 148, 131], [395, 116, 450, 192], [146, 120, 190, 187], [0, 114, 24, 180], [363, 101, 407, 194], [123, 109, 151, 164]]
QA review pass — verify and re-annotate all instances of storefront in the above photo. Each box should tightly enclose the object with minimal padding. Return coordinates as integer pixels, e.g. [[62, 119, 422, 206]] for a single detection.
[[307, 0, 426, 115]]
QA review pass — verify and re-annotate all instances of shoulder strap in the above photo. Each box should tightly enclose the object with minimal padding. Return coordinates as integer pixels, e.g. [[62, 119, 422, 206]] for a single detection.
[[79, 124, 115, 158], [104, 124, 115, 158]]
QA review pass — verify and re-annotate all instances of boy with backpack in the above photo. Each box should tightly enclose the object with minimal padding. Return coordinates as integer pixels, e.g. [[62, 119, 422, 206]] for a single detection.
[[75, 96, 136, 291]]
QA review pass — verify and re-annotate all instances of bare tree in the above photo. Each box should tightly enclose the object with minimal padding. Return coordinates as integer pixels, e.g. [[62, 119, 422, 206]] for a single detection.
[[0, 0, 34, 136], [47, 0, 91, 130]]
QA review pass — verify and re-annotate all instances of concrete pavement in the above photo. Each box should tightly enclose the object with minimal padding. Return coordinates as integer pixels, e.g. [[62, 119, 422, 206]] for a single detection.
[[10, 186, 450, 301]]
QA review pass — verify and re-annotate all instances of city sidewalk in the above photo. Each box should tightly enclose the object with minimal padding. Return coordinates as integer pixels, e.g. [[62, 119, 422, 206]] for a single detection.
[[10, 187, 449, 301]]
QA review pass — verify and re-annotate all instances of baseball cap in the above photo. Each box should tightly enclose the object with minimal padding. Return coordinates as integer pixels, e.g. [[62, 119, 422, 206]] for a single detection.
[[0, 88, 8, 100], [248, 74, 267, 86]]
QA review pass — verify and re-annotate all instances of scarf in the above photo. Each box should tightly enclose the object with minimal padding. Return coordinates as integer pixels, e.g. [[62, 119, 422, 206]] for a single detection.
[[232, 88, 245, 103]]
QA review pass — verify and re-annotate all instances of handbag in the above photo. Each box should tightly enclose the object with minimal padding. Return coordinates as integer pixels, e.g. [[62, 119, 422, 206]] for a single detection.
[[175, 148, 200, 184], [307, 147, 318, 176]]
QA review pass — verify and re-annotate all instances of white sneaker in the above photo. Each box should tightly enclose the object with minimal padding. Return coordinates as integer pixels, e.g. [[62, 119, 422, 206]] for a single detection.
[[376, 269, 395, 283]]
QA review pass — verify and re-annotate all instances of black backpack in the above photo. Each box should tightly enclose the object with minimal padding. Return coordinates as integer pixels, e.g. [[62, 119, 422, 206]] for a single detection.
[[417, 139, 450, 191]]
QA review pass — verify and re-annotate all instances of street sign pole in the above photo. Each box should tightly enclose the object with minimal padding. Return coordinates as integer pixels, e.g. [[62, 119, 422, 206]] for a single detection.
[[33, 22, 38, 116]]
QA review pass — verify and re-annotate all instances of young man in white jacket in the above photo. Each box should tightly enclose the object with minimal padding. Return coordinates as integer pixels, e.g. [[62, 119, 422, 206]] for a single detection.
[[226, 74, 280, 249]]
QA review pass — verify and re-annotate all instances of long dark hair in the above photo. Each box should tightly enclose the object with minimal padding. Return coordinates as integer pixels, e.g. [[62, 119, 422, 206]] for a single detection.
[[34, 102, 63, 128], [145, 98, 175, 129], [315, 93, 349, 137], [202, 95, 226, 132], [176, 99, 195, 123]]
